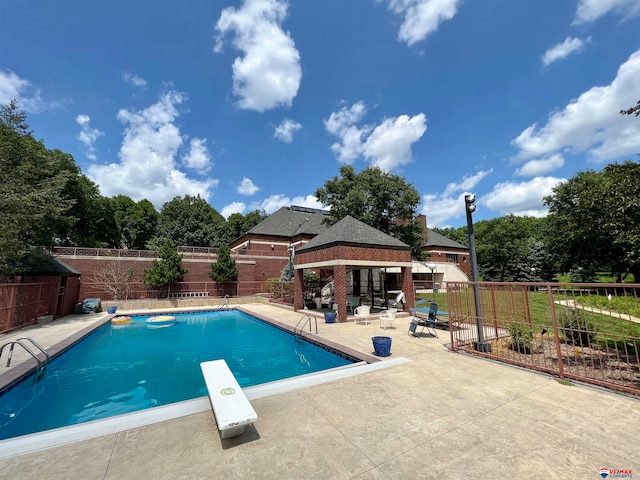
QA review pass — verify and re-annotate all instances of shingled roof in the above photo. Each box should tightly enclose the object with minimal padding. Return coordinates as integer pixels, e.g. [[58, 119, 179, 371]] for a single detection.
[[297, 215, 410, 253], [246, 206, 329, 237], [424, 229, 467, 249]]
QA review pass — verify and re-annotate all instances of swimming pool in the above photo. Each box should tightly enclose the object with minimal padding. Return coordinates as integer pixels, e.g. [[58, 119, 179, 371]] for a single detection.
[[0, 309, 357, 440]]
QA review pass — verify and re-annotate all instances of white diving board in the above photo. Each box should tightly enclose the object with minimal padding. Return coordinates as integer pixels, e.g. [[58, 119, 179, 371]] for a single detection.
[[200, 360, 258, 438]]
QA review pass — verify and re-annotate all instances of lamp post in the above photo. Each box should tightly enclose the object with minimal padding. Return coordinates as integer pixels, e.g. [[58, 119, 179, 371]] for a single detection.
[[465, 194, 491, 353], [426, 263, 436, 292]]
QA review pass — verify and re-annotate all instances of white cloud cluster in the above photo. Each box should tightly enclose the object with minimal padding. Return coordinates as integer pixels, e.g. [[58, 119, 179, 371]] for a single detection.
[[122, 72, 147, 87], [574, 0, 640, 24], [384, 0, 460, 46], [274, 118, 302, 143], [221, 202, 246, 218], [214, 0, 301, 112], [514, 154, 564, 177], [182, 138, 212, 173], [480, 177, 565, 217], [238, 177, 259, 195], [421, 170, 492, 227], [256, 194, 322, 214], [0, 69, 54, 112], [542, 37, 591, 66], [76, 114, 104, 160], [512, 48, 640, 163], [324, 101, 427, 171], [87, 91, 217, 209]]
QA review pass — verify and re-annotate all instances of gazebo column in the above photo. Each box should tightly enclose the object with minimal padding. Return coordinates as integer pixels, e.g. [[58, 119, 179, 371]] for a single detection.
[[401, 266, 415, 310], [334, 265, 347, 323], [293, 267, 304, 311]]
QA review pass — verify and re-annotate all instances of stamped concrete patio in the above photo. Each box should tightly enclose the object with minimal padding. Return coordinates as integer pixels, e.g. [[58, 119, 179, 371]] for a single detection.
[[0, 303, 638, 479]]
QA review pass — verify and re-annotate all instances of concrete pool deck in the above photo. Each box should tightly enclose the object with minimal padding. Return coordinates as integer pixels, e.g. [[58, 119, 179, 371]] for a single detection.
[[0, 303, 638, 479]]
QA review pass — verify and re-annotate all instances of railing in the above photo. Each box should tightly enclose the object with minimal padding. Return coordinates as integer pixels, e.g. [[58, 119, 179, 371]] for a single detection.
[[445, 281, 640, 396], [294, 314, 317, 341], [0, 337, 49, 385]]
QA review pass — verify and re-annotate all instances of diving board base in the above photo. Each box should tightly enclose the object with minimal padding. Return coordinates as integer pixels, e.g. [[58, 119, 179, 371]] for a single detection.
[[200, 360, 258, 438]]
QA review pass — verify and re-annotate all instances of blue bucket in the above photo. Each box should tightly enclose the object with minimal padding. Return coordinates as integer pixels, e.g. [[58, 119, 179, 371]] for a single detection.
[[107, 306, 117, 314], [372, 336, 392, 357], [324, 312, 337, 323]]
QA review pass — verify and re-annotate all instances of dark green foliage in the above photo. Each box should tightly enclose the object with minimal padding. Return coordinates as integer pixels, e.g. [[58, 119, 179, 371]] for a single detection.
[[314, 165, 424, 258], [149, 195, 226, 248], [111, 195, 158, 249], [143, 239, 187, 289], [559, 309, 596, 346], [620, 99, 640, 116], [545, 161, 640, 282], [225, 210, 268, 242], [209, 243, 238, 282], [0, 101, 73, 276]]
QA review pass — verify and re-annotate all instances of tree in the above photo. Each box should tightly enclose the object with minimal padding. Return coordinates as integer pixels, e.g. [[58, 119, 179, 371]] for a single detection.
[[90, 262, 135, 300], [474, 215, 547, 281], [143, 239, 188, 291], [149, 195, 226, 248], [111, 195, 158, 249], [0, 101, 73, 276], [225, 209, 268, 242], [544, 161, 640, 282], [315, 165, 424, 258], [209, 243, 238, 282], [620, 100, 640, 117]]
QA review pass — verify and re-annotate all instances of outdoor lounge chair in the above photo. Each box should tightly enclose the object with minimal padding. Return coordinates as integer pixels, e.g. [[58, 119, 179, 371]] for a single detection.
[[408, 302, 439, 338], [347, 296, 360, 314], [379, 308, 397, 329], [354, 305, 370, 325]]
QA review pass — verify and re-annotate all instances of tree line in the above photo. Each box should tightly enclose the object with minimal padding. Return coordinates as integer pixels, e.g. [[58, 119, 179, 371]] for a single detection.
[[2, 99, 639, 284], [0, 100, 266, 278]]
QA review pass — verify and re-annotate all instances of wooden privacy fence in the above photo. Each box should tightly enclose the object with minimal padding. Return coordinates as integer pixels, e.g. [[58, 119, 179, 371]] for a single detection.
[[445, 282, 640, 396], [0, 283, 49, 334]]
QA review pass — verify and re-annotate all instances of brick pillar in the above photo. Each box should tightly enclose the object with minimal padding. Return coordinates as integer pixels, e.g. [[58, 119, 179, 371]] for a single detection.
[[401, 266, 415, 310], [293, 267, 304, 311], [334, 265, 347, 323]]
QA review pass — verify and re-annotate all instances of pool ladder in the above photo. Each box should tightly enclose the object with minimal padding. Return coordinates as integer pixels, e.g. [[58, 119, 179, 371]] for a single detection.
[[0, 337, 49, 385], [217, 294, 230, 310], [293, 314, 317, 341]]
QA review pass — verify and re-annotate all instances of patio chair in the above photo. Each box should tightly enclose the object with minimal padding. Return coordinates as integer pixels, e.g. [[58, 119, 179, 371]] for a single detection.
[[347, 296, 360, 314], [408, 302, 439, 338], [354, 305, 371, 325], [379, 308, 397, 329]]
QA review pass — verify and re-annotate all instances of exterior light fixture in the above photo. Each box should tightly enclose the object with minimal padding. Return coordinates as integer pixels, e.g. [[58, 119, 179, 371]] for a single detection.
[[464, 194, 491, 353]]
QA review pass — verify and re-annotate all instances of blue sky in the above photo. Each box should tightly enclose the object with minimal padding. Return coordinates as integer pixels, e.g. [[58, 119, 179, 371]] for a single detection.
[[2, 0, 639, 228]]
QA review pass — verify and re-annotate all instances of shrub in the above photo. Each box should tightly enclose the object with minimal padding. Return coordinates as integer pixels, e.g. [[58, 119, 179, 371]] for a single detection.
[[558, 309, 596, 346], [508, 323, 534, 353]]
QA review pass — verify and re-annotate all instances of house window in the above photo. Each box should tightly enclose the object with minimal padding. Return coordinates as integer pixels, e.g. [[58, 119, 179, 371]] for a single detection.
[[446, 253, 458, 263]]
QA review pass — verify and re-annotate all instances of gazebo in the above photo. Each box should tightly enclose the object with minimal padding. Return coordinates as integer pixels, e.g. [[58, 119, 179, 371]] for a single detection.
[[293, 216, 415, 322]]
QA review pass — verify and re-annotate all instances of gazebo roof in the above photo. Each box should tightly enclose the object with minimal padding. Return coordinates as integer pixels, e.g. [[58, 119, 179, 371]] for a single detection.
[[246, 206, 328, 238], [424, 229, 467, 249], [297, 215, 410, 253]]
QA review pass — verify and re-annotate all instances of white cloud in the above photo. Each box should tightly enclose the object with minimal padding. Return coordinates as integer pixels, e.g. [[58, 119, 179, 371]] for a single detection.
[[512, 48, 640, 163], [254, 194, 322, 214], [362, 114, 427, 170], [274, 118, 302, 143], [238, 177, 259, 195], [421, 170, 492, 226], [87, 91, 218, 209], [221, 202, 246, 218], [76, 114, 105, 160], [0, 69, 56, 112], [325, 101, 427, 171], [214, 0, 301, 112], [542, 37, 591, 66], [385, 0, 460, 46], [480, 177, 566, 217], [574, 0, 640, 24], [515, 154, 564, 177], [182, 138, 212, 173], [122, 72, 147, 87]]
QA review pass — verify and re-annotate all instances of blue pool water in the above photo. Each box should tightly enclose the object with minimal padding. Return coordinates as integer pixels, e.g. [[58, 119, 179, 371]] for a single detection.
[[0, 310, 353, 440]]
